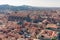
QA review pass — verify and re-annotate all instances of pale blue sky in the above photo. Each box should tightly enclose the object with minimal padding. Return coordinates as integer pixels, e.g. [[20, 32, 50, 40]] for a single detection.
[[0, 0, 60, 7]]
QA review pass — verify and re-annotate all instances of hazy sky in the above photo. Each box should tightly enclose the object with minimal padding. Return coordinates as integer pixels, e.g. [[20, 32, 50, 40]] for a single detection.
[[0, 0, 60, 7]]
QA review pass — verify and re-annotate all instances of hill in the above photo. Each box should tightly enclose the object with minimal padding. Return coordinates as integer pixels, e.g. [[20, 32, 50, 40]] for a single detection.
[[0, 4, 60, 11]]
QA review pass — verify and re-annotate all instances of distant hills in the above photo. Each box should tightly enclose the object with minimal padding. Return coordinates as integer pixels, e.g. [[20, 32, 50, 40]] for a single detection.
[[0, 4, 60, 11], [0, 4, 41, 11]]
